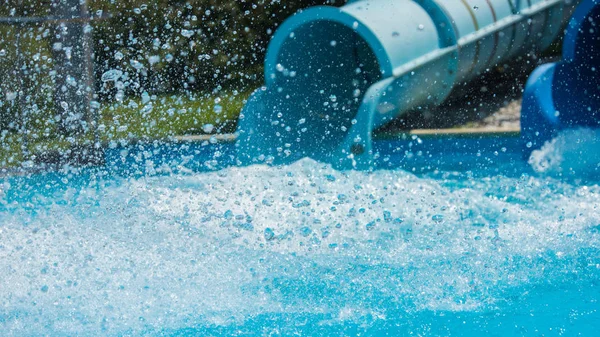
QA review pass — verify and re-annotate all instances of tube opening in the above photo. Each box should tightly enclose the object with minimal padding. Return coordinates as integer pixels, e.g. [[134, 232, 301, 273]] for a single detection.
[[267, 20, 382, 159]]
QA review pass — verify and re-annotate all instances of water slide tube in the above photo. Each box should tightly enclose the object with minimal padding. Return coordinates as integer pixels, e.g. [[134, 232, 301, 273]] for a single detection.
[[236, 0, 579, 169], [521, 0, 599, 155]]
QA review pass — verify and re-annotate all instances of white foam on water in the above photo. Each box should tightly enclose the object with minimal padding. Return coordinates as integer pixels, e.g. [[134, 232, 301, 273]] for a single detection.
[[529, 128, 600, 178], [1, 159, 599, 335]]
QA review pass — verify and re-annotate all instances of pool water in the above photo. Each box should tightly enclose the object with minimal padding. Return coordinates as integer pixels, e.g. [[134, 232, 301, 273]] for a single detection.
[[0, 130, 599, 336]]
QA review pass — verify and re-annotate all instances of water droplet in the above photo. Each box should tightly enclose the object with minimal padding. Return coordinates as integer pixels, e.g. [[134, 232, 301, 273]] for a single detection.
[[148, 55, 160, 65], [181, 29, 194, 38], [141, 92, 151, 104], [383, 211, 392, 222], [264, 228, 275, 241], [5, 92, 17, 101], [101, 69, 123, 82], [130, 59, 144, 70], [300, 227, 312, 237], [418, 24, 425, 31], [66, 76, 77, 87]]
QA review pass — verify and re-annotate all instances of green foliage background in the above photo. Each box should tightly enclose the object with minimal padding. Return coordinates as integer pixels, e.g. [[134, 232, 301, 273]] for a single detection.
[[0, 0, 343, 166], [90, 0, 338, 95], [0, 0, 339, 126]]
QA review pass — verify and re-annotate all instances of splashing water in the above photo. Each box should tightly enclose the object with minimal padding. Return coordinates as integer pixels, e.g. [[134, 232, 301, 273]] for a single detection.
[[529, 128, 600, 178], [1, 158, 600, 335]]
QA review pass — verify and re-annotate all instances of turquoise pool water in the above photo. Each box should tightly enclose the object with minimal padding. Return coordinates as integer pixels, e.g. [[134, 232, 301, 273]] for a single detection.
[[0, 130, 599, 336]]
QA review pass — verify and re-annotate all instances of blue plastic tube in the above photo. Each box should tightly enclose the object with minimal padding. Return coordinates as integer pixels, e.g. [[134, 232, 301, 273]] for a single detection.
[[237, 0, 579, 169], [521, 0, 599, 155]]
